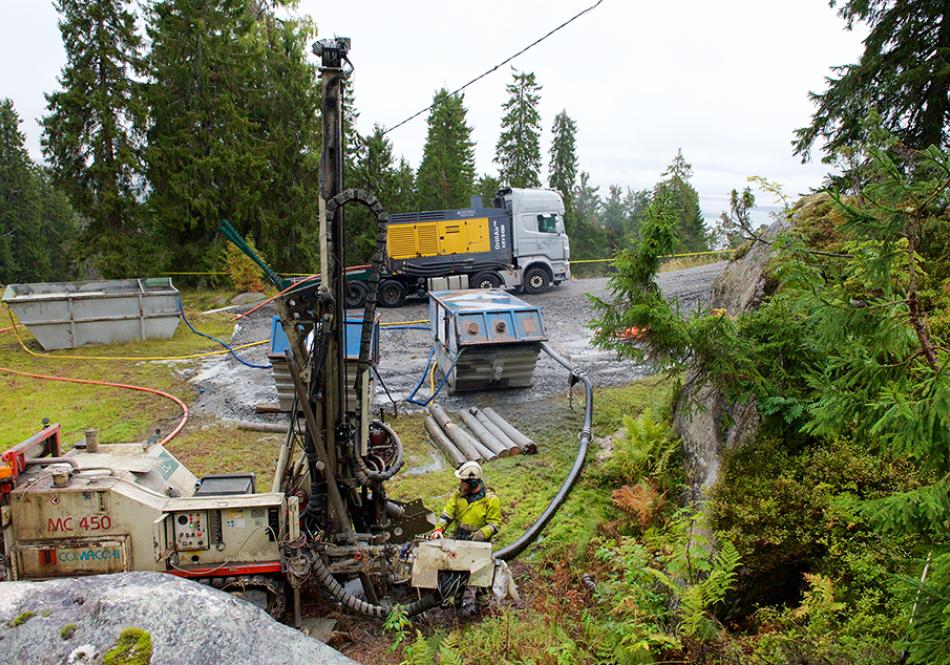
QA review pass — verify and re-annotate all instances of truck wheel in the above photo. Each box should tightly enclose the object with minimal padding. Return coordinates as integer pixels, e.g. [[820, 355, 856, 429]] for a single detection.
[[471, 272, 503, 289], [345, 281, 368, 308], [523, 267, 550, 294], [378, 280, 407, 307]]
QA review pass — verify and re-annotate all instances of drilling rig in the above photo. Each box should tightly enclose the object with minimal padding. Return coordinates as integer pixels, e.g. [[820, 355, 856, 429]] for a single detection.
[[0, 38, 593, 625]]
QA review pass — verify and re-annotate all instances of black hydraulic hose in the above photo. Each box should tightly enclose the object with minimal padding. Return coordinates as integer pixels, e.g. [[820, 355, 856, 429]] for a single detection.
[[311, 553, 442, 618], [323, 188, 388, 401], [493, 342, 593, 561]]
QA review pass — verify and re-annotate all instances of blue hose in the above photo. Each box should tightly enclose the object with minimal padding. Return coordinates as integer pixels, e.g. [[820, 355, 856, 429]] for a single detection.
[[179, 303, 272, 370], [406, 346, 455, 407], [381, 325, 430, 331]]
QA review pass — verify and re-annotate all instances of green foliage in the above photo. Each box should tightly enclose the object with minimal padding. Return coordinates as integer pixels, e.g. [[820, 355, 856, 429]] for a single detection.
[[475, 173, 501, 207], [103, 627, 153, 665], [0, 100, 79, 284], [60, 623, 77, 640], [416, 89, 476, 210], [223, 235, 266, 293], [143, 0, 320, 275], [794, 0, 949, 161], [654, 150, 710, 252], [548, 110, 578, 207], [598, 412, 680, 491], [571, 170, 610, 259], [42, 0, 151, 278], [495, 69, 543, 189], [589, 512, 741, 662]]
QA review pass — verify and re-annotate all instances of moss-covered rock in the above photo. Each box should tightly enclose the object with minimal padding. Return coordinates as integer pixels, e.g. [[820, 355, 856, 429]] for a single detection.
[[103, 627, 153, 665]]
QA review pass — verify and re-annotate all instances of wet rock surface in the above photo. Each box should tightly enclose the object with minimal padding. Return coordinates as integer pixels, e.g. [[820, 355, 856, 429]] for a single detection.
[[675, 224, 788, 496], [185, 263, 727, 425], [0, 572, 356, 665]]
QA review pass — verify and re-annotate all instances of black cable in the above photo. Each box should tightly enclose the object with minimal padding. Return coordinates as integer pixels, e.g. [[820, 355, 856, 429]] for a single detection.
[[382, 0, 607, 135]]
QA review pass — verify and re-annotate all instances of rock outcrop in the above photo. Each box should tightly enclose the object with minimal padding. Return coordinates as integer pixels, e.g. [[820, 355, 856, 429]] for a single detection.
[[674, 220, 789, 498], [0, 572, 356, 665]]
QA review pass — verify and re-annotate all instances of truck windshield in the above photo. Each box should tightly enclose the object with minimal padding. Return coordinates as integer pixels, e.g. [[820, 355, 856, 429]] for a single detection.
[[537, 214, 559, 234]]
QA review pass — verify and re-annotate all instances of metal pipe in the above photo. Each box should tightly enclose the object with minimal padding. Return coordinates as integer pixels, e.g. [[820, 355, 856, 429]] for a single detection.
[[461, 427, 497, 461], [429, 404, 482, 460], [424, 416, 466, 467], [459, 410, 509, 457], [84, 429, 99, 453], [24, 457, 79, 469], [482, 408, 537, 454], [284, 350, 355, 540], [494, 342, 592, 562], [472, 408, 521, 455]]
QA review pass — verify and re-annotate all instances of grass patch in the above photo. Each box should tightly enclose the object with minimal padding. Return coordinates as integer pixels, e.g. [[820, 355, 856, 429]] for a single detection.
[[386, 379, 674, 560], [0, 300, 256, 450], [10, 610, 35, 627], [103, 627, 153, 665], [60, 623, 77, 640], [170, 419, 283, 489]]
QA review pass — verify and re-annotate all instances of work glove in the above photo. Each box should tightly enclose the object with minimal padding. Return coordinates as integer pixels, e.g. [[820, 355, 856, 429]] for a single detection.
[[472, 531, 487, 542], [430, 528, 444, 539]]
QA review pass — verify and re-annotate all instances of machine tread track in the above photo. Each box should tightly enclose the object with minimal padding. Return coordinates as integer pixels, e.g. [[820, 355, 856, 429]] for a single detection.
[[202, 574, 287, 619]]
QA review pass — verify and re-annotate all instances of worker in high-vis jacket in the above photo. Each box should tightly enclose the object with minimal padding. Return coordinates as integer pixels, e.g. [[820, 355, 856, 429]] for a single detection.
[[431, 461, 501, 615], [431, 461, 501, 542]]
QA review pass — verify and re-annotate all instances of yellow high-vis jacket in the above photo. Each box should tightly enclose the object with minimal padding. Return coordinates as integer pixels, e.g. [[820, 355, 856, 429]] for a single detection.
[[435, 486, 501, 541]]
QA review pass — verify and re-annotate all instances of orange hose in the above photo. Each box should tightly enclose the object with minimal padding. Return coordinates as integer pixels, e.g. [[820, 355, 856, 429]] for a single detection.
[[0, 365, 189, 446], [234, 274, 320, 322]]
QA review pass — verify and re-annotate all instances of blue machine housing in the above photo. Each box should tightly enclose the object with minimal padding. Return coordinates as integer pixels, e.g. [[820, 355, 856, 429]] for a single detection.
[[269, 316, 379, 411], [428, 289, 547, 393]]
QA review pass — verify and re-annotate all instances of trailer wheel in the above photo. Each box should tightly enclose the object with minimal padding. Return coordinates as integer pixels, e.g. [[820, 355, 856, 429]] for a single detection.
[[345, 281, 368, 308], [471, 271, 503, 289], [379, 280, 407, 307], [522, 267, 550, 294]]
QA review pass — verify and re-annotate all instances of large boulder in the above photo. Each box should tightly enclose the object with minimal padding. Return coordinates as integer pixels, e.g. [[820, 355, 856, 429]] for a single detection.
[[675, 220, 789, 498], [0, 572, 356, 665]]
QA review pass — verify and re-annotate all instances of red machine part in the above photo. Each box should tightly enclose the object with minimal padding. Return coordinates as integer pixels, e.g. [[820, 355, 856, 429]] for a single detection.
[[1, 424, 62, 495]]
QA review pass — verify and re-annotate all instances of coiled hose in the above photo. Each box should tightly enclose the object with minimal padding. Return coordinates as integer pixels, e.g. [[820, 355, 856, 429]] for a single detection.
[[353, 419, 405, 484]]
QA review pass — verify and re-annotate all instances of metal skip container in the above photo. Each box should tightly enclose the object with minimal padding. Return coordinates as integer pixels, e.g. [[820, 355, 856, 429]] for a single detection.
[[428, 289, 547, 393], [2, 278, 181, 350]]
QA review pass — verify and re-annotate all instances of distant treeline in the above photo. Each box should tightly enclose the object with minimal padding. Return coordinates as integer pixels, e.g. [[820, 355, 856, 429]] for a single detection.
[[2, 0, 713, 284]]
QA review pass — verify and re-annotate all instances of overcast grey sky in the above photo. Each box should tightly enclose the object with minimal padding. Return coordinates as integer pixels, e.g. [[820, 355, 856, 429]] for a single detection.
[[2, 0, 867, 222]]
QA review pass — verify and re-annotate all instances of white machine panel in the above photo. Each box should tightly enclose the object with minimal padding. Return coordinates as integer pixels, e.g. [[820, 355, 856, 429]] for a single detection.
[[174, 511, 209, 551]]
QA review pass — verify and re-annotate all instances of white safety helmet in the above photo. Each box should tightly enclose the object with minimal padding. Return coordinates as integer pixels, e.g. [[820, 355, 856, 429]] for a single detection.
[[454, 460, 483, 481]]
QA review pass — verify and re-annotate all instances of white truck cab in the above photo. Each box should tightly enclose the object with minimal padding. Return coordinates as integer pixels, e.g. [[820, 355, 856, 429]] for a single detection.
[[499, 188, 571, 293]]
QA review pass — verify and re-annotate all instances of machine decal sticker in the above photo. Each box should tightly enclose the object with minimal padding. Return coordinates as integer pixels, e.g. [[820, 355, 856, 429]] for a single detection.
[[156, 449, 180, 479]]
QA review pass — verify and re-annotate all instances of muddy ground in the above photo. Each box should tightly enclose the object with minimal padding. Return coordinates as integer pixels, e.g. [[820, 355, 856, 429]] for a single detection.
[[185, 261, 726, 424]]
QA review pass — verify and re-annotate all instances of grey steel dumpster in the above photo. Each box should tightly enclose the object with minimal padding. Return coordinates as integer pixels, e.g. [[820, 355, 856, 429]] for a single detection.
[[2, 278, 181, 350]]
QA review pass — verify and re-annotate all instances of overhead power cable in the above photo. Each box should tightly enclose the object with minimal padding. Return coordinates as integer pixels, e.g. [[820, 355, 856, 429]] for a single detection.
[[381, 0, 606, 135]]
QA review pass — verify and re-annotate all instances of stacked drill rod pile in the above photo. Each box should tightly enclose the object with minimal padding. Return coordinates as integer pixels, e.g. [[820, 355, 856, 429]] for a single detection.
[[425, 404, 538, 467]]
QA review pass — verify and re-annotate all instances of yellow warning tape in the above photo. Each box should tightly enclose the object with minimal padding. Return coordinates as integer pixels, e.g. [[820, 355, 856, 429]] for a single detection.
[[5, 310, 268, 362]]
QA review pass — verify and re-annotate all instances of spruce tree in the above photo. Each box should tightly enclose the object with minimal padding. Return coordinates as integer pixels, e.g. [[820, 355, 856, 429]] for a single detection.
[[655, 150, 709, 252], [1, 100, 78, 284], [416, 89, 476, 210], [573, 171, 608, 259], [42, 0, 149, 278], [0, 100, 42, 284], [246, 7, 321, 273], [143, 0, 263, 272], [495, 69, 543, 188], [476, 174, 501, 207], [548, 110, 578, 202], [794, 0, 949, 161]]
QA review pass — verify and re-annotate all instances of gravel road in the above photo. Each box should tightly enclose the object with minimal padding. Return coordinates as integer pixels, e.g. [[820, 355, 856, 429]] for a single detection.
[[186, 261, 727, 422]]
